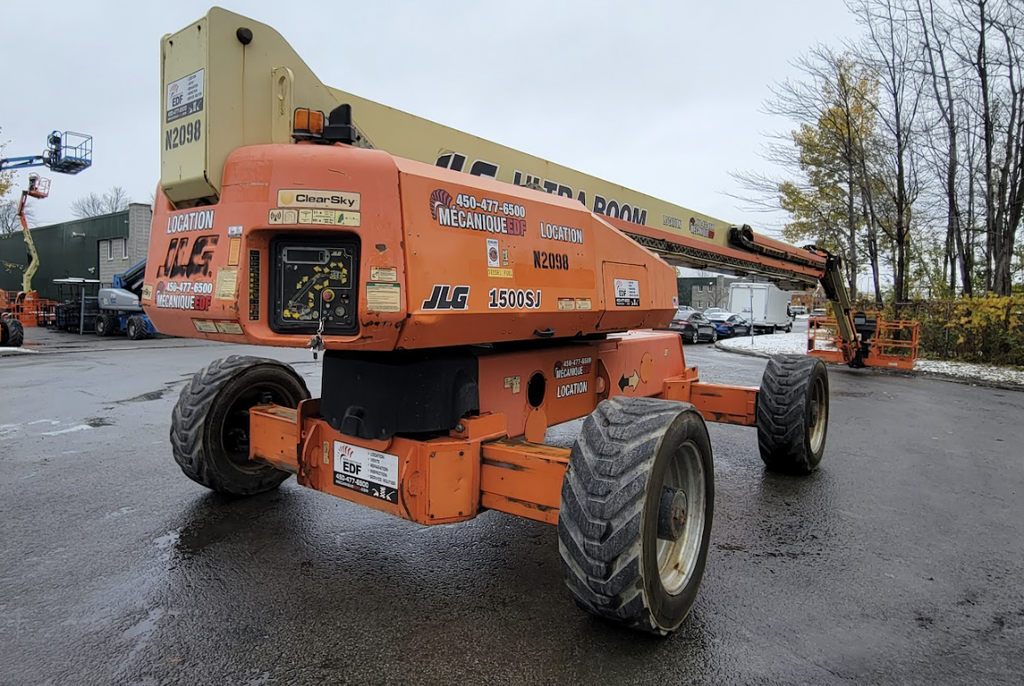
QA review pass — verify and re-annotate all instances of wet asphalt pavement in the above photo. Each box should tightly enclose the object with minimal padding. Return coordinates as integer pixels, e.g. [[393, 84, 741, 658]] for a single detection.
[[1, 331, 1022, 685]]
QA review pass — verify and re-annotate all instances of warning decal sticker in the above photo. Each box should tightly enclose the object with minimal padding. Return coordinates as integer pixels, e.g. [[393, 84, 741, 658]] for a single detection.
[[613, 278, 641, 307], [333, 441, 399, 504]]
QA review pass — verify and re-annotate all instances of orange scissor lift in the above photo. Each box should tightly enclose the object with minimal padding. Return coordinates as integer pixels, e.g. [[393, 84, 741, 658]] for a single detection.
[[143, 9, 909, 635]]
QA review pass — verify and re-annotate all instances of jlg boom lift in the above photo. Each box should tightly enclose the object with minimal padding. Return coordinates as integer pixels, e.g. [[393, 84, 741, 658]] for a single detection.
[[0, 131, 93, 347], [145, 9, 898, 634]]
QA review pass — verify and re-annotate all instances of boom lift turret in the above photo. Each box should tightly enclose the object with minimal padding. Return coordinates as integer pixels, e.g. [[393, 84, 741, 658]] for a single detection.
[[142, 8, 892, 634]]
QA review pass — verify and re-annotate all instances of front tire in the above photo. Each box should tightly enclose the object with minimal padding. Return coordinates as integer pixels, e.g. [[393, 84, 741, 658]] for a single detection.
[[690, 331, 699, 344], [710, 329, 718, 343], [95, 313, 114, 337], [558, 397, 714, 635], [171, 355, 311, 495], [756, 355, 830, 473], [1, 318, 24, 347]]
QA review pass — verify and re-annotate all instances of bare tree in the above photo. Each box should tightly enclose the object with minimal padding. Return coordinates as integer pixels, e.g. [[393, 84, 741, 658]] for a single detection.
[[731, 47, 883, 300], [737, 0, 1024, 296], [0, 200, 34, 234], [914, 0, 974, 294], [850, 0, 926, 304], [0, 129, 14, 204], [70, 186, 132, 218]]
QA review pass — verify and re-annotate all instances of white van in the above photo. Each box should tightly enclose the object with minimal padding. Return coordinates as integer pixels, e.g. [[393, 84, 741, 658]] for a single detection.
[[728, 283, 793, 333]]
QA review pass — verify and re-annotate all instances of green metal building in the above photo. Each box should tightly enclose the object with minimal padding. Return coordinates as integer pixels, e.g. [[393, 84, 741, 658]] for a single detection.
[[0, 204, 152, 301]]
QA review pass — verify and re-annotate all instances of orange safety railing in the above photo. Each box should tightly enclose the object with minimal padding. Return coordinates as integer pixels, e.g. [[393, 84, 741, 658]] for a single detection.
[[0, 290, 56, 327], [808, 313, 920, 370], [806, 316, 846, 365]]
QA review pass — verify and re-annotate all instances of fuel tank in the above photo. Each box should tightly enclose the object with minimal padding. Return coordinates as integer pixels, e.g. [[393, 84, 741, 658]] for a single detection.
[[142, 143, 678, 351]]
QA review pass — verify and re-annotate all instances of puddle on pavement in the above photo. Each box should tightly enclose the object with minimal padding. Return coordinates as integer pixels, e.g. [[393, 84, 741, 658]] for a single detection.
[[122, 390, 166, 403], [118, 379, 187, 404]]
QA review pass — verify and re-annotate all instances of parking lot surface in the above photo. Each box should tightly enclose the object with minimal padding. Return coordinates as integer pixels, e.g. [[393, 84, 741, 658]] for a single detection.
[[2, 331, 1022, 685]]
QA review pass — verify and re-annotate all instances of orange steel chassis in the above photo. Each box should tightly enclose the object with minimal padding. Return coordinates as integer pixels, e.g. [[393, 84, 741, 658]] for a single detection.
[[249, 331, 757, 526]]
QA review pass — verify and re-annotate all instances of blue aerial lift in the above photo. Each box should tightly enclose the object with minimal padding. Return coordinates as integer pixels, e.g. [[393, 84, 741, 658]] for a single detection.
[[96, 259, 158, 339], [0, 131, 93, 175]]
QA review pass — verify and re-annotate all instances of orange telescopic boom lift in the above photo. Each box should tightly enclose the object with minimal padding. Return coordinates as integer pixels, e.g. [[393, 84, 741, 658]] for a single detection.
[[143, 9, 906, 634], [1, 131, 92, 347]]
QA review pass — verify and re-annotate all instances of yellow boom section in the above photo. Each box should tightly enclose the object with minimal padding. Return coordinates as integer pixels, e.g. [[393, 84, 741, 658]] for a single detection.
[[162, 8, 729, 252]]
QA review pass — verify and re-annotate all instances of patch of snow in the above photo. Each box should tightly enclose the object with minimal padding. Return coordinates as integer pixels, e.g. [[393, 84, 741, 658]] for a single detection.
[[718, 332, 808, 356], [915, 359, 1024, 387], [718, 332, 1024, 387], [41, 424, 93, 437]]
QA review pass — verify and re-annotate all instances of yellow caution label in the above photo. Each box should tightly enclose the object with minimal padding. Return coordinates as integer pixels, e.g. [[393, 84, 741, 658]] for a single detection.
[[215, 268, 238, 300]]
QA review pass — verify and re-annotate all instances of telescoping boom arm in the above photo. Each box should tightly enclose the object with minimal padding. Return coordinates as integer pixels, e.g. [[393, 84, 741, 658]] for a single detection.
[[159, 7, 862, 361]]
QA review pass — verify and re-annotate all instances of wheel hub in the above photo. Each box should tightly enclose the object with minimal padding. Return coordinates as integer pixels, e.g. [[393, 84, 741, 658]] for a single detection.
[[657, 486, 688, 542]]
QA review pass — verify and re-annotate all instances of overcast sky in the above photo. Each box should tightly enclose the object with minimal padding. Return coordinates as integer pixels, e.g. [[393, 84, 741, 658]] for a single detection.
[[2, 0, 863, 231]]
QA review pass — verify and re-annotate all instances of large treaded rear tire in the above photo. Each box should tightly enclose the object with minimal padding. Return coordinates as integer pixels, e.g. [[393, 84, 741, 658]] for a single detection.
[[558, 396, 714, 635], [126, 316, 147, 340], [1, 319, 24, 347], [171, 355, 310, 495], [756, 354, 830, 474]]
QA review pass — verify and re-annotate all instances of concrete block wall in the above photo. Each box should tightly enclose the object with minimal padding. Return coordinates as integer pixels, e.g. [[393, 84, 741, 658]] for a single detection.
[[97, 204, 152, 285]]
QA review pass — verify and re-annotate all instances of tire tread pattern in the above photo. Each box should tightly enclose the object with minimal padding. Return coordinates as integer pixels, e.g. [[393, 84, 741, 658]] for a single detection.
[[756, 354, 827, 473], [170, 355, 309, 495], [557, 396, 695, 634], [1, 319, 24, 347]]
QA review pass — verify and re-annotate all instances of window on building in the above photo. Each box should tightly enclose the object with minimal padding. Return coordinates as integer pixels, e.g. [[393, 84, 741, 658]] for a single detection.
[[105, 240, 113, 261], [121, 238, 128, 259]]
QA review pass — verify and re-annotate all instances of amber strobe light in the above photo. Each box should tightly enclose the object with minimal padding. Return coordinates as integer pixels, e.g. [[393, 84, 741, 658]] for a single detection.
[[292, 108, 325, 140]]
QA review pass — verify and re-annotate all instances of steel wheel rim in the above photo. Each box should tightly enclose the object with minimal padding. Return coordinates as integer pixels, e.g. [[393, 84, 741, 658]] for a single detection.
[[220, 380, 303, 470], [808, 374, 827, 454], [655, 440, 706, 595]]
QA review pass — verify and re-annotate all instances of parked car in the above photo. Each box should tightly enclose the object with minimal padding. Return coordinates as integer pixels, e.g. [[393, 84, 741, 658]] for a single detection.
[[706, 312, 752, 338], [811, 307, 828, 318], [703, 307, 728, 318], [661, 310, 718, 343], [789, 305, 808, 317]]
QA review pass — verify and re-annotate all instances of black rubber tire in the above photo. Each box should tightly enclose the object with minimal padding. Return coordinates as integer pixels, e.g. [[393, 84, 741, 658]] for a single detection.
[[691, 331, 699, 344], [785, 324, 792, 333], [558, 396, 715, 635], [126, 316, 146, 340], [1, 319, 25, 347], [756, 355, 830, 474], [711, 329, 718, 342], [95, 313, 114, 336], [171, 355, 311, 495]]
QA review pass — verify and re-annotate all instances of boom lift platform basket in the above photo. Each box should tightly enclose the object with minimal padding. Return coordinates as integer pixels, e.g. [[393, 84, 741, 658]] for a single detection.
[[808, 312, 920, 371]]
